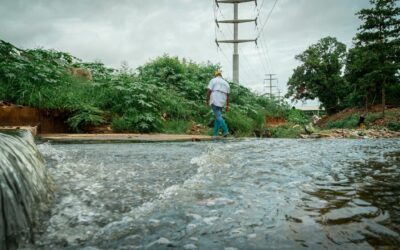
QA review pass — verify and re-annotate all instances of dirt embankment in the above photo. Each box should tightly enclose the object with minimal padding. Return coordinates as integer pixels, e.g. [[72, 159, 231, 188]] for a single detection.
[[0, 102, 70, 133], [317, 105, 400, 128], [307, 105, 400, 139], [266, 117, 287, 127]]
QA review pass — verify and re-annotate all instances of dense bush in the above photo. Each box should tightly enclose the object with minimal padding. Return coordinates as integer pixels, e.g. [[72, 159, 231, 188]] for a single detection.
[[325, 114, 359, 129], [387, 121, 400, 132], [286, 109, 308, 126]]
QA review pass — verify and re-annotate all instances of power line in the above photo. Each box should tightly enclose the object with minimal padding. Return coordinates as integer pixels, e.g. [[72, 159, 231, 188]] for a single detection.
[[239, 47, 263, 84], [255, 0, 266, 20], [254, 14, 269, 75], [213, 1, 224, 70], [254, 26, 270, 75], [218, 21, 262, 83], [256, 0, 279, 39], [257, 30, 274, 73], [217, 27, 255, 83], [255, 0, 279, 74], [255, 44, 269, 75], [216, 15, 263, 85]]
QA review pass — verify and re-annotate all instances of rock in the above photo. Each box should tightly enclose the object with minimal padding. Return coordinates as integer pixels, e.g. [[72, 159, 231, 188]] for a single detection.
[[357, 131, 366, 136], [311, 115, 321, 125], [68, 67, 93, 81], [304, 124, 315, 134]]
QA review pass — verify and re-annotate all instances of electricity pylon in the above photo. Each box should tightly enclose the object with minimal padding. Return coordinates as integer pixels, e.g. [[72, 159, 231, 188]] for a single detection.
[[215, 0, 257, 83]]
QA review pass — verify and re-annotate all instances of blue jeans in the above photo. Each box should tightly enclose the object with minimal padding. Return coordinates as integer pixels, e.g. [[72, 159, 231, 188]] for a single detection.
[[211, 104, 229, 136]]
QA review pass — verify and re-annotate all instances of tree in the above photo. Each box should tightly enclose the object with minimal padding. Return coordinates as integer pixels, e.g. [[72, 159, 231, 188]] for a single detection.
[[353, 0, 400, 117], [345, 46, 381, 109], [286, 37, 348, 114]]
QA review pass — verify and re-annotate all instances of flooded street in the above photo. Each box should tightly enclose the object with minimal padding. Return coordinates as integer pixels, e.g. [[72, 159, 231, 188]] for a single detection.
[[31, 139, 400, 249]]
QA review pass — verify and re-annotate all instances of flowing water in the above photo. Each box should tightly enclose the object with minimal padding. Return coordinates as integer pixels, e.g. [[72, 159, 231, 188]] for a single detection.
[[25, 139, 400, 249], [0, 131, 53, 250]]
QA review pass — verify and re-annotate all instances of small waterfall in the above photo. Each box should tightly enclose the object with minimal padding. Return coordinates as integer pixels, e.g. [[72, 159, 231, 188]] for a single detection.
[[0, 130, 54, 250]]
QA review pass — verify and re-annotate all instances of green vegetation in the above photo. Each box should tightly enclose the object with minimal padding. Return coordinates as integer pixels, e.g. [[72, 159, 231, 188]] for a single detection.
[[0, 40, 295, 136], [388, 121, 400, 132], [268, 125, 304, 138], [324, 114, 360, 129], [286, 0, 400, 117], [286, 37, 348, 114], [286, 108, 308, 126]]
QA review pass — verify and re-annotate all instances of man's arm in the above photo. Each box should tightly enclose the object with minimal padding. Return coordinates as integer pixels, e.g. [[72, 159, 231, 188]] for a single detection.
[[226, 94, 229, 112], [206, 89, 212, 106]]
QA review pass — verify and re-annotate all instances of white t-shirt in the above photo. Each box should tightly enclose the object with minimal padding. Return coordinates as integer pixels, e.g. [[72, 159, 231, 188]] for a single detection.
[[207, 76, 230, 107]]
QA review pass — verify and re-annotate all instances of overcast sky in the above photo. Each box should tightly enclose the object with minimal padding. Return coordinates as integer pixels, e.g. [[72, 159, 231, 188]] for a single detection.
[[0, 0, 372, 106]]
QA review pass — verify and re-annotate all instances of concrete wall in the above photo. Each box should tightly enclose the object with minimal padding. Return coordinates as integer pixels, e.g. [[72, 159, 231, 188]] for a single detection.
[[0, 106, 69, 133]]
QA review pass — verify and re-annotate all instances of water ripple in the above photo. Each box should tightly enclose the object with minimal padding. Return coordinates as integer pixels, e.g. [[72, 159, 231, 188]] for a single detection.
[[28, 139, 400, 249]]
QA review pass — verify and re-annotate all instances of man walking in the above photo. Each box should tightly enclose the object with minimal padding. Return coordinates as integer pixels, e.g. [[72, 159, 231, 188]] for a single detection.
[[206, 70, 230, 137]]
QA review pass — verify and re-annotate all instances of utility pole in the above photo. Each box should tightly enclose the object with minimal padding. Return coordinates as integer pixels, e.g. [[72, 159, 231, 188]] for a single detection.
[[215, 0, 257, 83], [277, 88, 281, 103], [264, 73, 277, 98]]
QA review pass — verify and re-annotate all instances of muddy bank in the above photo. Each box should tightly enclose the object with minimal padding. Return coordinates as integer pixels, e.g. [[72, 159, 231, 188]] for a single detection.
[[0, 104, 69, 133]]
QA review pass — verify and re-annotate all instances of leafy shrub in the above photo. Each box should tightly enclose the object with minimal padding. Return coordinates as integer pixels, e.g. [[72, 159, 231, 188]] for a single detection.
[[224, 108, 256, 136], [387, 121, 400, 131], [364, 113, 382, 125], [287, 109, 308, 126], [67, 105, 104, 131], [325, 114, 359, 129], [111, 110, 161, 133]]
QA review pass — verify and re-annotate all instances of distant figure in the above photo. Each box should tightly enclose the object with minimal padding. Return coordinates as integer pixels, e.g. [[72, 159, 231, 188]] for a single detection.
[[206, 70, 230, 137], [357, 114, 365, 129]]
